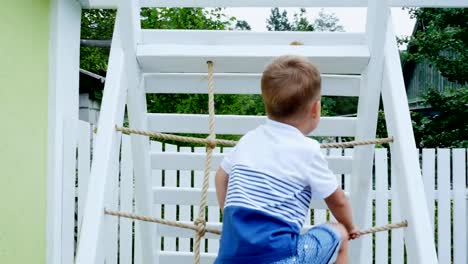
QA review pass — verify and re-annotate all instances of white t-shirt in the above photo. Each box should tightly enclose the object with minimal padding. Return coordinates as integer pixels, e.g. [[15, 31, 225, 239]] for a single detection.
[[215, 118, 338, 263]]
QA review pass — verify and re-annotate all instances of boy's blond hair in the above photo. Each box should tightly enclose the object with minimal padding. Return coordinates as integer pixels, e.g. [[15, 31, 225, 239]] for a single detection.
[[261, 56, 321, 119]]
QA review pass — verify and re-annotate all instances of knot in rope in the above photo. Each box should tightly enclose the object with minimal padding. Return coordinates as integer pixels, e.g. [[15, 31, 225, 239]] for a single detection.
[[194, 218, 207, 237], [206, 137, 217, 149]]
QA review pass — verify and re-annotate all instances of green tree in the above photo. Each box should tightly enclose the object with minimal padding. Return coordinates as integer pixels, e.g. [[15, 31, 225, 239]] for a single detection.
[[412, 88, 468, 148], [235, 20, 252, 30], [292, 8, 314, 31], [403, 8, 468, 85], [266, 8, 292, 31], [312, 9, 344, 32]]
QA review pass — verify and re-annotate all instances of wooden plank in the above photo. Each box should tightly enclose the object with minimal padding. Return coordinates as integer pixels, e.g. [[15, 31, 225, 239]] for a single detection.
[[381, 18, 437, 264], [77, 121, 91, 238], [159, 251, 216, 264], [349, 1, 389, 262], [422, 149, 435, 227], [62, 119, 78, 264], [119, 136, 134, 264], [194, 147, 207, 253], [453, 149, 467, 264], [141, 30, 367, 46], [137, 44, 370, 74], [105, 137, 120, 264], [151, 152, 353, 174], [437, 149, 451, 264], [47, 1, 81, 263], [81, 0, 468, 8], [164, 144, 178, 251], [207, 148, 221, 253], [75, 14, 126, 264], [153, 187, 335, 209], [178, 147, 192, 252], [141, 0, 468, 7], [144, 73, 361, 97], [390, 161, 404, 264], [375, 149, 389, 263], [147, 114, 357, 137], [151, 141, 163, 256]]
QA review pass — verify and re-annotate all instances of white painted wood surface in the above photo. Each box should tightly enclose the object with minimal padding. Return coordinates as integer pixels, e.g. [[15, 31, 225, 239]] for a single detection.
[[179, 147, 193, 252], [77, 121, 91, 237], [147, 114, 357, 137], [81, 0, 468, 8], [62, 119, 78, 264], [137, 44, 369, 74], [453, 149, 467, 264], [141, 30, 367, 46], [144, 73, 361, 97], [119, 136, 133, 264], [75, 13, 127, 264], [437, 149, 451, 263], [151, 152, 353, 174], [381, 18, 437, 264], [349, 2, 388, 262], [422, 149, 436, 226], [46, 1, 81, 263]]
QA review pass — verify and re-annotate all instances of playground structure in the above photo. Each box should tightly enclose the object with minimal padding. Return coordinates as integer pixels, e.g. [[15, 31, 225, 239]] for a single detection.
[[43, 0, 466, 264]]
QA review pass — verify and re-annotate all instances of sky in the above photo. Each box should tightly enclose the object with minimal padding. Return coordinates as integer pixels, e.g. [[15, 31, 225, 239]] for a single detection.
[[225, 7, 416, 37]]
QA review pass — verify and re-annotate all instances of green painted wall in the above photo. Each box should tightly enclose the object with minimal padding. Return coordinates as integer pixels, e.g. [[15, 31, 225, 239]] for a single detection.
[[0, 1, 50, 263]]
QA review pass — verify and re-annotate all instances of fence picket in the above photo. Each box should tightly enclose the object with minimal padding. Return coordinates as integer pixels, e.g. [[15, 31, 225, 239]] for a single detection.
[[375, 149, 389, 262], [194, 147, 207, 252], [422, 149, 436, 227], [77, 121, 91, 237], [179, 146, 193, 252], [437, 149, 451, 264], [119, 135, 133, 264], [453, 149, 466, 264], [164, 144, 178, 251], [62, 119, 78, 264], [391, 159, 404, 264]]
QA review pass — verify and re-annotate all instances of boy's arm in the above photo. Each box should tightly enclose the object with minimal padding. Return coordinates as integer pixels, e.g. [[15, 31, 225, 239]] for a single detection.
[[215, 167, 229, 212], [325, 188, 359, 239]]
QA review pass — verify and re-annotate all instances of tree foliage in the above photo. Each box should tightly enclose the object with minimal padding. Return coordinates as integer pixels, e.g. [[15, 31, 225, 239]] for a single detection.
[[404, 8, 468, 85], [412, 88, 468, 148], [313, 9, 344, 32]]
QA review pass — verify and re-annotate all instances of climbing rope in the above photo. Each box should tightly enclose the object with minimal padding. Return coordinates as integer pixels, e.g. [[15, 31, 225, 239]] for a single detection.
[[104, 209, 407, 237], [116, 126, 393, 149], [107, 61, 397, 263]]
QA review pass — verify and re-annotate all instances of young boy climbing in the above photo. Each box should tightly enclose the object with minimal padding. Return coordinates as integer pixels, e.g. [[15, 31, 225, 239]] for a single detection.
[[214, 56, 359, 264]]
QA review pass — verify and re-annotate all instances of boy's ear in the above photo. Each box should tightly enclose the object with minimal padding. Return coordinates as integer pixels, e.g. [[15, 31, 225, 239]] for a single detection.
[[311, 100, 321, 117]]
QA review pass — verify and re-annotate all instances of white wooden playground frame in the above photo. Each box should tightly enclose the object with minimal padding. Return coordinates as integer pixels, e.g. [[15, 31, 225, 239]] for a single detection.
[[47, 1, 468, 264]]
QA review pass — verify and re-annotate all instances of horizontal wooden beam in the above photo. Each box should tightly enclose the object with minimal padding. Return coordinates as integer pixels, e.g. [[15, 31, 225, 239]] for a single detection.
[[147, 114, 357, 137], [158, 252, 216, 264], [153, 187, 333, 209], [137, 44, 369, 74], [144, 73, 361, 96], [81, 0, 468, 8], [140, 30, 367, 46], [150, 152, 353, 174]]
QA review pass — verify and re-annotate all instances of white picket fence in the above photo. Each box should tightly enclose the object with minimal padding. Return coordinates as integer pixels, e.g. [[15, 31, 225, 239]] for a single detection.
[[66, 120, 467, 264]]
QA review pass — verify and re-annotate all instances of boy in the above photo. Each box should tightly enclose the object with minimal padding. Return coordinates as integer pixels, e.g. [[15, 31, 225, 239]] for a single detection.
[[214, 56, 359, 264]]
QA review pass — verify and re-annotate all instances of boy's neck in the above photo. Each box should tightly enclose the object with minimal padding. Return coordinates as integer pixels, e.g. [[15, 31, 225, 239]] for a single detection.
[[268, 116, 311, 135]]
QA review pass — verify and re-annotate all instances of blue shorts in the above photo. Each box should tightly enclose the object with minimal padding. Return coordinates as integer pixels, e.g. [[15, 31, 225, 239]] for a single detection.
[[271, 224, 342, 264]]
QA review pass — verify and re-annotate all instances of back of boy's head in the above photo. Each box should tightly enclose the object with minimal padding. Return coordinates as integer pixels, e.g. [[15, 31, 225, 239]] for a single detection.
[[261, 55, 321, 120]]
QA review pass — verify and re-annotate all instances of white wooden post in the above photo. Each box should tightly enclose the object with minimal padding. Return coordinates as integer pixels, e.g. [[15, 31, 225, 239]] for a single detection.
[[119, 0, 156, 262], [349, 1, 389, 262], [75, 13, 127, 263], [46, 0, 81, 263], [452, 149, 467, 264], [381, 19, 438, 264]]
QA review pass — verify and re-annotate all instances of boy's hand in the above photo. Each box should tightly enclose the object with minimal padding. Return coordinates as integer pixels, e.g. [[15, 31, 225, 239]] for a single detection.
[[348, 225, 360, 240]]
